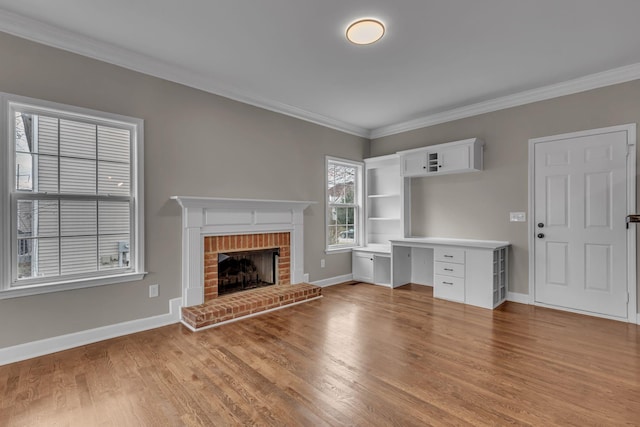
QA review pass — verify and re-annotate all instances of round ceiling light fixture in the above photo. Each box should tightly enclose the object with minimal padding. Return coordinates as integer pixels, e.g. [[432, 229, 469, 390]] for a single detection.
[[346, 19, 385, 45]]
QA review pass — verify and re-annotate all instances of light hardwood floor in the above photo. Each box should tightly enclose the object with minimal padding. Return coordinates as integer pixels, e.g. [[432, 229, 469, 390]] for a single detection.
[[1, 283, 639, 426]]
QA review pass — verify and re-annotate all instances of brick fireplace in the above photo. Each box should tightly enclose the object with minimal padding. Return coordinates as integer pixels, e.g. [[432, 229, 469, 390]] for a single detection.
[[172, 197, 320, 330], [204, 232, 291, 300]]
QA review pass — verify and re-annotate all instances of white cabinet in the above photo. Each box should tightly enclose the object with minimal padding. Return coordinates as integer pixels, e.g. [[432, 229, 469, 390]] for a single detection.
[[401, 153, 429, 176], [353, 250, 374, 283], [433, 247, 466, 303], [400, 138, 484, 177], [391, 238, 510, 309], [463, 247, 509, 309], [353, 249, 391, 286], [440, 144, 472, 172]]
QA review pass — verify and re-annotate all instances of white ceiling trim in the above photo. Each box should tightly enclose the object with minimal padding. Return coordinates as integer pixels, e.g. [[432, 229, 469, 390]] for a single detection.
[[370, 62, 640, 139], [0, 8, 370, 138]]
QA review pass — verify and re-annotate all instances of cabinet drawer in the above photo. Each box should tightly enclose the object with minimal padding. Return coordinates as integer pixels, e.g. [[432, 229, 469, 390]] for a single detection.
[[434, 261, 465, 278], [434, 248, 465, 264], [433, 275, 465, 303]]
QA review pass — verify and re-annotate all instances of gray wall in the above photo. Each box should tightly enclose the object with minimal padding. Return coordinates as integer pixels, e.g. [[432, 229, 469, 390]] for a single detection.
[[0, 32, 368, 348], [2, 29, 638, 350], [371, 80, 640, 308]]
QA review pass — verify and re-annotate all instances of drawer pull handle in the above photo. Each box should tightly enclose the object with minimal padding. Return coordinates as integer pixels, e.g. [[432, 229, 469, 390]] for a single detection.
[[444, 255, 453, 258], [444, 268, 454, 271], [443, 281, 454, 285]]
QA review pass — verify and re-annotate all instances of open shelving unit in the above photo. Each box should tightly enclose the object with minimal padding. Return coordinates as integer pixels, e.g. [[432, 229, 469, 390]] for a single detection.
[[493, 247, 508, 306], [353, 154, 409, 286], [364, 154, 406, 247]]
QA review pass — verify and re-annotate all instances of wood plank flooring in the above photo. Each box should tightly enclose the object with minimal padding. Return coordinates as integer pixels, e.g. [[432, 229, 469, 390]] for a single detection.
[[1, 283, 639, 426]]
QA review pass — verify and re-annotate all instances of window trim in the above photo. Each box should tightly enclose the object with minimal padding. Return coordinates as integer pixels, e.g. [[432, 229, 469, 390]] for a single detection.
[[325, 156, 364, 253], [0, 92, 145, 299]]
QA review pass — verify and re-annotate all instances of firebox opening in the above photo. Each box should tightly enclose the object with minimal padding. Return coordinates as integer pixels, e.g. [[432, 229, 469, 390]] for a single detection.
[[218, 247, 280, 296]]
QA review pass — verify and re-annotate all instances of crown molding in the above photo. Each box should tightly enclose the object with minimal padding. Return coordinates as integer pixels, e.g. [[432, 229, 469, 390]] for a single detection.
[[0, 9, 370, 138], [2, 8, 640, 141], [370, 62, 640, 139]]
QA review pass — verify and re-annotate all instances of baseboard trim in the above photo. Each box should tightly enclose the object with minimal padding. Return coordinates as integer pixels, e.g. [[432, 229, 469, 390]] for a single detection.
[[184, 295, 323, 332], [507, 292, 530, 304], [0, 297, 182, 366], [311, 274, 354, 288]]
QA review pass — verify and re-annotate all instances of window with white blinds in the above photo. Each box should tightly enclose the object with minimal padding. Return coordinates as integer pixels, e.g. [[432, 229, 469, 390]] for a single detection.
[[325, 157, 363, 252], [1, 94, 145, 297]]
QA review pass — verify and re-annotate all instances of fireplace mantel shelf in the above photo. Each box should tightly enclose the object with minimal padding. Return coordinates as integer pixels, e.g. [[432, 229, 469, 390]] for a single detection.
[[171, 196, 316, 211]]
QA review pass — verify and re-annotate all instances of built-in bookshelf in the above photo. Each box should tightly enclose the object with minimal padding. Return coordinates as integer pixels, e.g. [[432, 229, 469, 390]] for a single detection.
[[364, 154, 405, 247], [353, 154, 408, 286]]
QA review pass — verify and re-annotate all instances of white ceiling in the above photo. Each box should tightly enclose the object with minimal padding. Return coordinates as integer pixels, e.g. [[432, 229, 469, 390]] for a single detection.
[[1, 0, 640, 138]]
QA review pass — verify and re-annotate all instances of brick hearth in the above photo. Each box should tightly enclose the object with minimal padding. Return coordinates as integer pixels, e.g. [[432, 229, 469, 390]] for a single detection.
[[181, 283, 321, 330]]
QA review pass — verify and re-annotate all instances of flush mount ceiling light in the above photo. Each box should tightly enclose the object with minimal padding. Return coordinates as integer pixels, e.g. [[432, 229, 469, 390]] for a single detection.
[[346, 19, 385, 45]]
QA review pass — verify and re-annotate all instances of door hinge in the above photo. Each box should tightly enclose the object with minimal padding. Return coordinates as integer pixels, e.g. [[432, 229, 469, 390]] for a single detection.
[[627, 292, 630, 303]]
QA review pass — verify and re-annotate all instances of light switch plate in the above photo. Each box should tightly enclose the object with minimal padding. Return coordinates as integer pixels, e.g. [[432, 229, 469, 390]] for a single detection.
[[510, 212, 526, 222]]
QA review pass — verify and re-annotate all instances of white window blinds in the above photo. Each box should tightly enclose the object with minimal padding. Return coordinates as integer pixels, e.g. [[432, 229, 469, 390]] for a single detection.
[[13, 111, 134, 282]]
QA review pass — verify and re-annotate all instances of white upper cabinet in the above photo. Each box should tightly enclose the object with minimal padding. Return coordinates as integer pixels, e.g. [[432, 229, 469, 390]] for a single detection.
[[399, 138, 484, 177]]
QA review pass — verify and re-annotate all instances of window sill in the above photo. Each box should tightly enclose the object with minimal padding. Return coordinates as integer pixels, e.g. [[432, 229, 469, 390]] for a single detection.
[[0, 272, 147, 300], [325, 247, 355, 254]]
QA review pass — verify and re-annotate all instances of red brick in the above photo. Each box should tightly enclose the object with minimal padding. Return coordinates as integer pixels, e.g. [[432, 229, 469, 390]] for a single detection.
[[184, 282, 321, 329]]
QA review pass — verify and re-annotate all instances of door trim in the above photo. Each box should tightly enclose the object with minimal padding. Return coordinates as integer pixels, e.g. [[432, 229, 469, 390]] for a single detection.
[[528, 124, 637, 322]]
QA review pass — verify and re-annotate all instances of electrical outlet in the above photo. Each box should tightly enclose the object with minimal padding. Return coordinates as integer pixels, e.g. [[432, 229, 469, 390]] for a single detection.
[[320, 259, 325, 268], [510, 212, 526, 222], [149, 284, 159, 298]]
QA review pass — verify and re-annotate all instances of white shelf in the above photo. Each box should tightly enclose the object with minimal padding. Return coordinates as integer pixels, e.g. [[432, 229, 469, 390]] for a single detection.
[[368, 217, 401, 221]]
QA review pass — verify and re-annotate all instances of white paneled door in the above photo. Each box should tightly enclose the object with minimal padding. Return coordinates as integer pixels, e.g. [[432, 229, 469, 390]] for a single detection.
[[531, 125, 635, 319]]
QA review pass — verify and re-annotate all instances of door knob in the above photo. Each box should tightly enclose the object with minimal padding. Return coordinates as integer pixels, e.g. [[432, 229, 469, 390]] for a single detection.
[[538, 223, 544, 228], [537, 233, 545, 238]]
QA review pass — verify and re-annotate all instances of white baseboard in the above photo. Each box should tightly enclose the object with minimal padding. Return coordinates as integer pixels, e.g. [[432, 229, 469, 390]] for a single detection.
[[507, 292, 530, 304], [311, 273, 354, 288], [0, 297, 182, 366]]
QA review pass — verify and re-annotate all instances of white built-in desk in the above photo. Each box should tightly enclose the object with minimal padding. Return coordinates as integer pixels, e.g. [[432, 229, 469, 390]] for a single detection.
[[390, 238, 510, 309]]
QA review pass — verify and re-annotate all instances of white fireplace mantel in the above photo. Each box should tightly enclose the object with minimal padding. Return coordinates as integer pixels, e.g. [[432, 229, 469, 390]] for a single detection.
[[172, 196, 315, 306]]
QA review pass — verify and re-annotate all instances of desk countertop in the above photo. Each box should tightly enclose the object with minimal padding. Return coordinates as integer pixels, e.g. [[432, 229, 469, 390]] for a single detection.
[[390, 237, 510, 250], [352, 244, 393, 254]]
